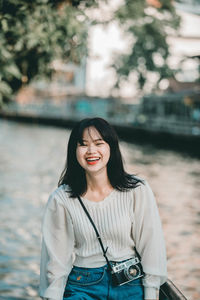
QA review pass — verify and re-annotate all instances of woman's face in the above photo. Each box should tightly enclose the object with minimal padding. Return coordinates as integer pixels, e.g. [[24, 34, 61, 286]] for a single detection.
[[76, 126, 110, 175]]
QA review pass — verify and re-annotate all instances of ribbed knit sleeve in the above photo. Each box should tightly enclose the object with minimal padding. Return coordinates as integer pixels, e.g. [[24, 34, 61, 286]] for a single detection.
[[39, 190, 75, 300], [132, 180, 167, 299]]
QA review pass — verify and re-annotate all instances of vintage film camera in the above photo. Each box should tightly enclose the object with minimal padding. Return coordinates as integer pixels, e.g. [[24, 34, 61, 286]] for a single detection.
[[111, 256, 144, 286]]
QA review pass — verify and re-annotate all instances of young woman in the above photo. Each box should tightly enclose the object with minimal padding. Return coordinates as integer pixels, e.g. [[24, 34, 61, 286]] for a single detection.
[[39, 117, 167, 300]]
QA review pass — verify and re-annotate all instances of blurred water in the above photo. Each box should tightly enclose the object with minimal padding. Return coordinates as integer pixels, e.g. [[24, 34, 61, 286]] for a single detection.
[[0, 120, 199, 300]]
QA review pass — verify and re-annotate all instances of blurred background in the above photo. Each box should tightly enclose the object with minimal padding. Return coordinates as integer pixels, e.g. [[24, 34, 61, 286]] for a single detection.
[[0, 0, 200, 299]]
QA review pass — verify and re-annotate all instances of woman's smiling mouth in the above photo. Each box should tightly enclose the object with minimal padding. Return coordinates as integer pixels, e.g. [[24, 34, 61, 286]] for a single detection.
[[86, 157, 100, 165]]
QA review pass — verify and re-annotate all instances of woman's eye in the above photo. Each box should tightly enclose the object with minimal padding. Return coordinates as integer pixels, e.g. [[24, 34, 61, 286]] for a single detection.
[[96, 142, 104, 146]]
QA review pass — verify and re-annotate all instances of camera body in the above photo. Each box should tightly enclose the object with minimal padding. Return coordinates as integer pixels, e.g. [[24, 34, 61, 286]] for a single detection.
[[111, 257, 144, 286]]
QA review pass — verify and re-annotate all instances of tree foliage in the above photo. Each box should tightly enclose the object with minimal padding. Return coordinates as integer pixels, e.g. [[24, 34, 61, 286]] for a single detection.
[[112, 0, 180, 92], [0, 0, 96, 104], [0, 0, 181, 104]]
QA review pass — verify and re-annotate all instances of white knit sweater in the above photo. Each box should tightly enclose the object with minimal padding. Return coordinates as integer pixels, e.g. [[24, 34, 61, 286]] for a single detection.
[[39, 180, 167, 300]]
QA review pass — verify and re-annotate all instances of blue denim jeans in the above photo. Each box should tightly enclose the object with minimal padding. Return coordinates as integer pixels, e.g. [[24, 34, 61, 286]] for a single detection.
[[63, 264, 144, 300]]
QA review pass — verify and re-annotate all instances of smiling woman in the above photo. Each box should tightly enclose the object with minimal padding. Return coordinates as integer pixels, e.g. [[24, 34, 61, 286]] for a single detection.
[[58, 118, 140, 198], [76, 126, 110, 176], [39, 117, 167, 300]]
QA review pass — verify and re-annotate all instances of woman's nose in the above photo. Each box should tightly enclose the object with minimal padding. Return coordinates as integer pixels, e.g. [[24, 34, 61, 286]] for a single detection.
[[87, 144, 96, 153]]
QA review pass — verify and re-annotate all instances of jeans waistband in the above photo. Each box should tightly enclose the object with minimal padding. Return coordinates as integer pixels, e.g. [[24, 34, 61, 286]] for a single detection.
[[73, 256, 138, 271], [73, 264, 108, 272]]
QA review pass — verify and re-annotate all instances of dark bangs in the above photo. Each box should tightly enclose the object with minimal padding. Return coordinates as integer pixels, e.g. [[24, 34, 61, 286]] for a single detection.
[[76, 118, 118, 147]]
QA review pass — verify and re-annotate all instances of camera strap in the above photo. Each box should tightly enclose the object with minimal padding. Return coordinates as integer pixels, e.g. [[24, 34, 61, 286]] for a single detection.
[[77, 195, 113, 271], [77, 195, 140, 270]]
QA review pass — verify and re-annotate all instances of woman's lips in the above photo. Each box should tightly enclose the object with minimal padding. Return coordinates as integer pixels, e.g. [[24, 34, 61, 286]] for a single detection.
[[86, 157, 100, 165]]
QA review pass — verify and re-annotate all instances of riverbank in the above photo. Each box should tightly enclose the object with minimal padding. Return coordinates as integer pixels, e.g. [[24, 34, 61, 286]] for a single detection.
[[1, 108, 200, 158]]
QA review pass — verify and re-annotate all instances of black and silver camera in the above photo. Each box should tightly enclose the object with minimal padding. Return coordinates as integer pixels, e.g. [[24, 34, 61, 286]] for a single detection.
[[111, 256, 144, 286]]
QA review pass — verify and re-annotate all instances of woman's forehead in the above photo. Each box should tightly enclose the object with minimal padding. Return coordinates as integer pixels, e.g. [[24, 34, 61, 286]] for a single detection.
[[82, 126, 102, 140]]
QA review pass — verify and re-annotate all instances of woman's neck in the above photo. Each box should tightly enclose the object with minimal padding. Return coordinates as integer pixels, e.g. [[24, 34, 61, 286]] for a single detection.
[[84, 172, 113, 201], [86, 171, 111, 191]]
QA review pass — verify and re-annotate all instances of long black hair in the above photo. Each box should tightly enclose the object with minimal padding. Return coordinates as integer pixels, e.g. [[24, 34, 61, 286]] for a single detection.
[[58, 117, 143, 197]]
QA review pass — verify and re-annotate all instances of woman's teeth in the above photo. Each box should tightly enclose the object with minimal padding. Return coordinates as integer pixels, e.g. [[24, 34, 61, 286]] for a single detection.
[[86, 158, 100, 162]]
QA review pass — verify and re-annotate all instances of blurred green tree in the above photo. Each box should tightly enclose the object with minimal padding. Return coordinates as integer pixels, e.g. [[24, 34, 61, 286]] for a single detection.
[[0, 0, 181, 104], [112, 0, 180, 93], [0, 0, 97, 104]]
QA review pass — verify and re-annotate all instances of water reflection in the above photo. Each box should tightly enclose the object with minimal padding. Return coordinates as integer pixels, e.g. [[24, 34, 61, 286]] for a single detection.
[[0, 120, 199, 299]]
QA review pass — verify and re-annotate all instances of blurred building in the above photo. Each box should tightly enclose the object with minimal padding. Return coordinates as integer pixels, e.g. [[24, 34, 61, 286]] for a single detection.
[[166, 1, 200, 92], [16, 58, 87, 104], [33, 58, 87, 98], [138, 90, 200, 136]]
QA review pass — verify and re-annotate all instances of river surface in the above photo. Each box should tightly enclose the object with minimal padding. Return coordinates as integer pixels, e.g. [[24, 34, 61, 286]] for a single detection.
[[0, 119, 199, 300]]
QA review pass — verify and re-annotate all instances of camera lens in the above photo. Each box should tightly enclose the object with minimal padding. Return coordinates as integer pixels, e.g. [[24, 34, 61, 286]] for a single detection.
[[125, 265, 140, 280], [129, 266, 138, 277]]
